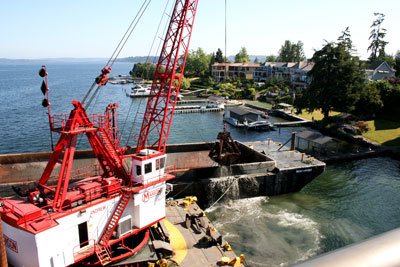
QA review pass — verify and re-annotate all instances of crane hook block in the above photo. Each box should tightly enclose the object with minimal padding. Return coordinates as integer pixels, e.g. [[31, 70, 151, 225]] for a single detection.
[[95, 66, 112, 86]]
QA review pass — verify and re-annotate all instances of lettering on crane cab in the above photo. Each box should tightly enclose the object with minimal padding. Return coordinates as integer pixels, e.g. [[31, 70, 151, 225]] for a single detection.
[[142, 188, 163, 203], [90, 205, 106, 215], [4, 234, 18, 253]]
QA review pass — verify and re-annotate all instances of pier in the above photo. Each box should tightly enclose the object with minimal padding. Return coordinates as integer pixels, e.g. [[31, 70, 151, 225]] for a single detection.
[[174, 107, 223, 114]]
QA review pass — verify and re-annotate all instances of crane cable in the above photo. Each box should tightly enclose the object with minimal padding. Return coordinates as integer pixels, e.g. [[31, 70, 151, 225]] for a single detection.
[[82, 0, 152, 110], [119, 0, 172, 146]]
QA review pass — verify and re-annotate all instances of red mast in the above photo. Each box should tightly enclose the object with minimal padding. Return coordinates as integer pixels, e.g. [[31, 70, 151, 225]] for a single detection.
[[136, 0, 199, 153]]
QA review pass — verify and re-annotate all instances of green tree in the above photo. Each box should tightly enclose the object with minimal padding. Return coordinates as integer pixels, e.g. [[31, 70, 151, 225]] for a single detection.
[[375, 80, 400, 118], [297, 41, 366, 120], [395, 51, 400, 77], [368, 13, 388, 62], [185, 48, 212, 77], [215, 48, 224, 63], [234, 47, 250, 63], [265, 55, 277, 62], [254, 57, 259, 64], [180, 76, 191, 90], [353, 82, 383, 117], [130, 62, 156, 80], [277, 40, 306, 62], [338, 27, 354, 53]]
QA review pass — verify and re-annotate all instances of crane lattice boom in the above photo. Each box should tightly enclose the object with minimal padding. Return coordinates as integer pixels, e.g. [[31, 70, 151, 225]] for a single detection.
[[136, 0, 199, 153]]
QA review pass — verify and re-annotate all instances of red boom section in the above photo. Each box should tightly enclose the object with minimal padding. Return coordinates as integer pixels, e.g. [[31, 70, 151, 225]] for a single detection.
[[136, 0, 199, 153]]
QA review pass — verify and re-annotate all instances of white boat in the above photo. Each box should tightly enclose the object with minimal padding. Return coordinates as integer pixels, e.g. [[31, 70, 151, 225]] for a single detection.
[[244, 120, 274, 131], [126, 84, 151, 97]]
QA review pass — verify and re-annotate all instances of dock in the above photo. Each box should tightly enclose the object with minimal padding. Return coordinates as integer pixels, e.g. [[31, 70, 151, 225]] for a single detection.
[[176, 99, 209, 105], [274, 120, 311, 127], [174, 107, 223, 114], [163, 198, 244, 267]]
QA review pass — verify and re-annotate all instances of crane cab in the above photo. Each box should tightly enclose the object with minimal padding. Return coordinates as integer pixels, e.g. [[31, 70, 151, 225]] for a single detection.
[[131, 149, 167, 185]]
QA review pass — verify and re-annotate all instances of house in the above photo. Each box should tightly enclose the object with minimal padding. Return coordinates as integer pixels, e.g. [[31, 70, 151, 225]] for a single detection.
[[365, 61, 396, 80], [211, 63, 260, 81], [253, 61, 314, 89]]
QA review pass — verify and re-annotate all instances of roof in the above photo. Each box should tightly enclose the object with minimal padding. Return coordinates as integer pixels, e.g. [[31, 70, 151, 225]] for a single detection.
[[212, 63, 260, 68], [227, 106, 263, 116], [296, 130, 336, 145], [365, 61, 395, 72], [277, 103, 293, 108]]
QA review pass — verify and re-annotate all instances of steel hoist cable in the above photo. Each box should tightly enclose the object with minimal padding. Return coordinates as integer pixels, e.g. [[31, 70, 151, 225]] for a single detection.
[[119, 0, 172, 147], [82, 0, 152, 110]]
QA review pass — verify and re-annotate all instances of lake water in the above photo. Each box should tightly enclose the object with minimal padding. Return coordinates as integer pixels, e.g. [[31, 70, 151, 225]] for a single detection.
[[1, 61, 399, 266]]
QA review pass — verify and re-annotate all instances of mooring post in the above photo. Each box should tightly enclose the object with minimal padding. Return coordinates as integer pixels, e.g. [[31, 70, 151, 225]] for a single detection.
[[0, 217, 8, 267], [290, 132, 296, 151]]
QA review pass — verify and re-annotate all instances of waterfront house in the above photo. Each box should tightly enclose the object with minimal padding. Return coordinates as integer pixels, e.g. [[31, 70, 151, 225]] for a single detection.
[[365, 61, 396, 81], [211, 63, 260, 81], [253, 61, 314, 89]]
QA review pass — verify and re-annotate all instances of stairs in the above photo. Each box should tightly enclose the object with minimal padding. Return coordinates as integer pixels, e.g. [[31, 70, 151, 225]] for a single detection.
[[98, 129, 122, 168], [96, 190, 132, 265], [95, 244, 112, 266]]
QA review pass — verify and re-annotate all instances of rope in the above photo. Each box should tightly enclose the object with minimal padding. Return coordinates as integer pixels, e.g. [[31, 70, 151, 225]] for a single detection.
[[170, 182, 194, 198], [206, 177, 237, 212], [110, 0, 152, 66], [106, 0, 151, 67]]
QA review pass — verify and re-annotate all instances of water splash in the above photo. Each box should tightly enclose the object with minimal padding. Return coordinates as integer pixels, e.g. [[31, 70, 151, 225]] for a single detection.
[[208, 197, 322, 267]]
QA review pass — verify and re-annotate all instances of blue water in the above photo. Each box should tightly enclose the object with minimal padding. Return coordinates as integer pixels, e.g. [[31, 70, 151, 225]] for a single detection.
[[0, 61, 303, 154]]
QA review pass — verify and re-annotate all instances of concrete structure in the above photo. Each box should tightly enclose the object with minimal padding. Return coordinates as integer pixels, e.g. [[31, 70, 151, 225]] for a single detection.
[[365, 61, 396, 81], [211, 63, 260, 81]]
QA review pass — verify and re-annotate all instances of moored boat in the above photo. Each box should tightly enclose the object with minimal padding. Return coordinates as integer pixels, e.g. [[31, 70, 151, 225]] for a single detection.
[[126, 84, 151, 97]]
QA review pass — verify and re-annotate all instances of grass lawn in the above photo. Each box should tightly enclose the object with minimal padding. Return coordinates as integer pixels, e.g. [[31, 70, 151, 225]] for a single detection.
[[296, 110, 340, 121], [362, 119, 400, 147]]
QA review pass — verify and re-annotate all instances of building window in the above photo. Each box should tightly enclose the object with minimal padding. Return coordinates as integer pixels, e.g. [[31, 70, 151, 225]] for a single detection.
[[160, 157, 165, 169], [145, 163, 152, 174], [156, 159, 160, 170], [136, 165, 141, 176]]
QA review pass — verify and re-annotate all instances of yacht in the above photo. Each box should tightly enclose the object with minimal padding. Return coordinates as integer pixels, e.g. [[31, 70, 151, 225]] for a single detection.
[[126, 84, 151, 97]]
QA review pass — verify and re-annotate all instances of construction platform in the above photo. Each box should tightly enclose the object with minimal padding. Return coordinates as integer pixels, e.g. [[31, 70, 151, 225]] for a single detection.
[[104, 198, 244, 267]]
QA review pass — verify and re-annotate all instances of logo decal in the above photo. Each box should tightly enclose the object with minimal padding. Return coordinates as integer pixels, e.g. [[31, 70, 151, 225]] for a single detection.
[[142, 188, 163, 203], [4, 234, 18, 253]]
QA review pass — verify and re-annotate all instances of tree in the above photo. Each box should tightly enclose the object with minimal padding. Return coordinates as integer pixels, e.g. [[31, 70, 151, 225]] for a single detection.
[[338, 27, 355, 53], [265, 55, 277, 62], [254, 57, 259, 64], [368, 13, 388, 62], [297, 41, 366, 120], [130, 62, 156, 80], [215, 48, 224, 63], [353, 82, 383, 117], [234, 47, 250, 63], [277, 40, 306, 62], [185, 48, 212, 77], [395, 51, 400, 77]]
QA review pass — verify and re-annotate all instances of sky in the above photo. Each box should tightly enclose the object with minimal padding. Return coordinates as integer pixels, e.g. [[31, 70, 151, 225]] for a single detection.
[[1, 0, 399, 60]]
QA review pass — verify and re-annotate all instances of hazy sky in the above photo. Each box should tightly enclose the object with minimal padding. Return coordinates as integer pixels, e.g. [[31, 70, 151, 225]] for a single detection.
[[1, 0, 399, 60]]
